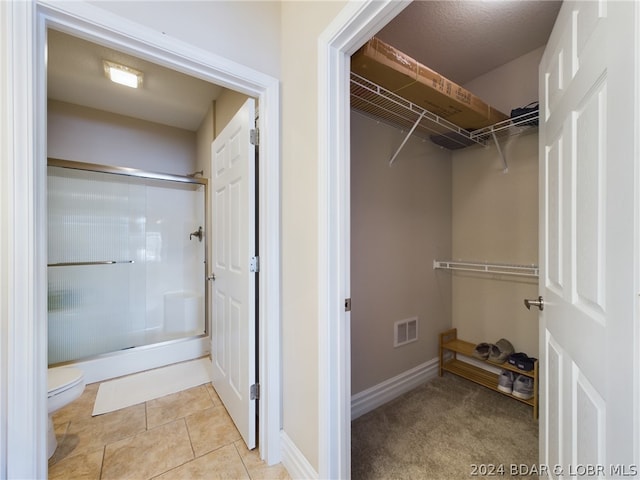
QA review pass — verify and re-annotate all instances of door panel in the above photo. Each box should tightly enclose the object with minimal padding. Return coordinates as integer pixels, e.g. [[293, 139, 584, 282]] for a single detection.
[[540, 0, 637, 475], [210, 98, 256, 449]]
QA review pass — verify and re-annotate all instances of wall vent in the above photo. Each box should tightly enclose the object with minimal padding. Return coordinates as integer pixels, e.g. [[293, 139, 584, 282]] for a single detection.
[[394, 317, 418, 347]]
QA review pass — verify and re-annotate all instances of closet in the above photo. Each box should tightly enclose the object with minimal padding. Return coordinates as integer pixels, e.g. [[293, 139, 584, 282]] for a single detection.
[[349, 0, 558, 415]]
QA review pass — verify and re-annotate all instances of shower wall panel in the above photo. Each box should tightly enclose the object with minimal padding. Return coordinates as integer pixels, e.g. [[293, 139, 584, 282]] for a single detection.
[[47, 166, 205, 365]]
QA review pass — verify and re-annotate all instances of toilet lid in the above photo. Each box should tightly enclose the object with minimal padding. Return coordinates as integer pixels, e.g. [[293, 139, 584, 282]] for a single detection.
[[48, 367, 84, 397]]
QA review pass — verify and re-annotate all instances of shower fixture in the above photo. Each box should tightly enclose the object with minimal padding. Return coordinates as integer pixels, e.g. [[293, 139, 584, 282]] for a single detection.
[[190, 226, 203, 242], [187, 170, 203, 178]]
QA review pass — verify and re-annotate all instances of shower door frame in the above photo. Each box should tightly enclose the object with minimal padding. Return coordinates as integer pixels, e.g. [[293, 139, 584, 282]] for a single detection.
[[47, 158, 210, 365]]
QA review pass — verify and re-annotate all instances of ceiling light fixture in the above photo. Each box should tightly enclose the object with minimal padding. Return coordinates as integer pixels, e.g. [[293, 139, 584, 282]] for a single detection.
[[103, 60, 143, 89]]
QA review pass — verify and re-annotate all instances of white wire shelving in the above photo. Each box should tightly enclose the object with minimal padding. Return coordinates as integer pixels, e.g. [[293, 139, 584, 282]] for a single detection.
[[350, 72, 539, 170], [433, 259, 539, 278]]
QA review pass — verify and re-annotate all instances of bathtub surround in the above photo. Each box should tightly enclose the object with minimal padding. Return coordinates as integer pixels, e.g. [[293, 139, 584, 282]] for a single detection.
[[92, 358, 212, 416]]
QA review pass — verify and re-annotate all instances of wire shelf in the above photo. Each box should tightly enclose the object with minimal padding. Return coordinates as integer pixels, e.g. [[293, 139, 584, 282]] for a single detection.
[[350, 72, 539, 151]]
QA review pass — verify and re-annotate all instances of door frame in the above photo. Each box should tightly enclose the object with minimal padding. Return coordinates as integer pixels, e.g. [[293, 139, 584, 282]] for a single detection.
[[317, 1, 409, 478], [318, 0, 640, 478], [2, 1, 281, 475]]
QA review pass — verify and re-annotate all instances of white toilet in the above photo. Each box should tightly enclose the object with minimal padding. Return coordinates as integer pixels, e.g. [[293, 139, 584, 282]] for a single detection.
[[47, 367, 86, 459]]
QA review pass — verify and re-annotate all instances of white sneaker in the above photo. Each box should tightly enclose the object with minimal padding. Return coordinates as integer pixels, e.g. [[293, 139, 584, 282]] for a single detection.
[[497, 370, 515, 394], [512, 375, 534, 400]]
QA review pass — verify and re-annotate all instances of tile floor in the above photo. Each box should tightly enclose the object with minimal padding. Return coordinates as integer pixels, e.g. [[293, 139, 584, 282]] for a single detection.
[[48, 380, 290, 480]]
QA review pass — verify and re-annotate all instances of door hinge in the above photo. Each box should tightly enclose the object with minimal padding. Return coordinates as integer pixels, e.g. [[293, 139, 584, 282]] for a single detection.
[[250, 128, 259, 146], [250, 383, 260, 400], [345, 298, 351, 312], [250, 256, 260, 273]]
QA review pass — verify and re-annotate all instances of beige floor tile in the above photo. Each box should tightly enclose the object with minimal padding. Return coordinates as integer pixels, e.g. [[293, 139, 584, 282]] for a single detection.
[[146, 385, 215, 429], [234, 441, 291, 480], [102, 419, 194, 480], [205, 382, 222, 405], [154, 444, 249, 480], [56, 403, 146, 460], [48, 448, 104, 480], [52, 382, 99, 427], [185, 405, 241, 457]]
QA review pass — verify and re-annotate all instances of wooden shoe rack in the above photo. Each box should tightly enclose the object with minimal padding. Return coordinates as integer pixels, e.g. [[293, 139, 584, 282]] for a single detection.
[[439, 328, 538, 418]]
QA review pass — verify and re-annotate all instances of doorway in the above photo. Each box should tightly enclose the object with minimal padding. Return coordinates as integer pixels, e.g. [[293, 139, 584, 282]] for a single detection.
[[318, 0, 640, 478], [3, 2, 281, 473]]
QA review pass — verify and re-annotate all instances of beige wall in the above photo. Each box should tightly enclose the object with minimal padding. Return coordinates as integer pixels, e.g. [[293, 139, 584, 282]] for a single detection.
[[280, 1, 347, 469], [451, 132, 539, 357], [451, 47, 542, 358], [464, 46, 543, 121], [350, 111, 452, 395], [195, 89, 251, 178], [196, 101, 215, 178], [48, 100, 197, 174], [214, 89, 252, 138], [90, 1, 282, 80]]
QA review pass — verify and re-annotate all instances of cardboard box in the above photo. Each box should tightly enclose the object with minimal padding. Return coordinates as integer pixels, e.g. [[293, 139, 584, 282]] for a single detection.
[[351, 37, 508, 130]]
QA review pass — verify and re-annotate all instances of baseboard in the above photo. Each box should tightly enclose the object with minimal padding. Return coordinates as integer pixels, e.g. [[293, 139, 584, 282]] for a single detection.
[[280, 430, 318, 480], [351, 357, 439, 420]]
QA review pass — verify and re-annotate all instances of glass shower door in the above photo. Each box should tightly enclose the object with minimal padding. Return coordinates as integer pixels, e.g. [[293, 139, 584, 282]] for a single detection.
[[47, 164, 206, 365]]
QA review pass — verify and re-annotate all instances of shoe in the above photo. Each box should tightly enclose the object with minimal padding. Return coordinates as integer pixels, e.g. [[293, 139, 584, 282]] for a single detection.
[[497, 370, 515, 394], [488, 338, 515, 364], [512, 375, 534, 400], [508, 352, 537, 371], [472, 342, 491, 360]]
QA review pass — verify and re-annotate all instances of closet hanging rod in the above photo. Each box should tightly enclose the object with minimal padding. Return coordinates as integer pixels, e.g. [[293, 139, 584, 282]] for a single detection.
[[433, 260, 539, 278]]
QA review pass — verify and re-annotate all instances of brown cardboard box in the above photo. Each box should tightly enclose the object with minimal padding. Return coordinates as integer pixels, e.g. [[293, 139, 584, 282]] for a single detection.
[[351, 37, 508, 130]]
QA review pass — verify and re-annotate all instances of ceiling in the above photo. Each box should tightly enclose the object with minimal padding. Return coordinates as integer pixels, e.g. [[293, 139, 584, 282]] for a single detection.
[[47, 29, 223, 132], [377, 1, 562, 85], [47, 1, 562, 131]]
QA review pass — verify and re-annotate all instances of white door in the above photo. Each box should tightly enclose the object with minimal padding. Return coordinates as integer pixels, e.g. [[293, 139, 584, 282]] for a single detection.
[[539, 1, 638, 476], [210, 98, 257, 449]]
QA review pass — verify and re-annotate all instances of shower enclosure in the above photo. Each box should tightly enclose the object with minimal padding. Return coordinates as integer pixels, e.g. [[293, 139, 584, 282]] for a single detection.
[[47, 159, 208, 370]]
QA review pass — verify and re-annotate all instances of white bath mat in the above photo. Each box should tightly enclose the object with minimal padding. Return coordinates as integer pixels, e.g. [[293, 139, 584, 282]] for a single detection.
[[92, 358, 212, 416]]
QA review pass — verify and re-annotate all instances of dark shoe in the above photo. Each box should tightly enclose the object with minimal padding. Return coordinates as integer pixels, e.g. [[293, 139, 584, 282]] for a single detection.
[[508, 352, 537, 371], [488, 338, 514, 364], [472, 342, 491, 360]]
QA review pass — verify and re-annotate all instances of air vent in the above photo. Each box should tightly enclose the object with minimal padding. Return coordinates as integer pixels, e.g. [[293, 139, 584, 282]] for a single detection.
[[394, 317, 418, 347]]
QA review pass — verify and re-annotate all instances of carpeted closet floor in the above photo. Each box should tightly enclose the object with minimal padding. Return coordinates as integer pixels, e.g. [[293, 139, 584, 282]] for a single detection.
[[351, 373, 538, 480]]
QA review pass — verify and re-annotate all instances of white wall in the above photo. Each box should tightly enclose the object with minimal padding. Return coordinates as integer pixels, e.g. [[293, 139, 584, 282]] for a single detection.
[[350, 111, 452, 395], [48, 100, 197, 175]]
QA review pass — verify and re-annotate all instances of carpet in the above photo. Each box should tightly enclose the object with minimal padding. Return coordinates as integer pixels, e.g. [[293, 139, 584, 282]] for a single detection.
[[351, 374, 538, 480], [92, 358, 213, 416]]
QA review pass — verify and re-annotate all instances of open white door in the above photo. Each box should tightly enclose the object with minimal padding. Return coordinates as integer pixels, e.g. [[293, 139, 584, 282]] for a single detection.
[[539, 1, 638, 476], [210, 98, 257, 449]]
